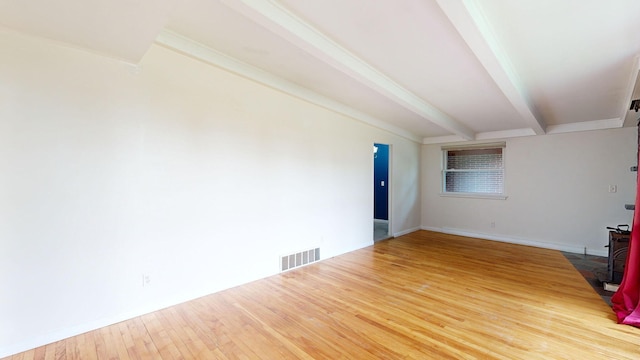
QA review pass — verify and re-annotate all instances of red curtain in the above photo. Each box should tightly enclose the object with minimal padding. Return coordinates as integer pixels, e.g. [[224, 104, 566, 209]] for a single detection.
[[612, 124, 640, 325]]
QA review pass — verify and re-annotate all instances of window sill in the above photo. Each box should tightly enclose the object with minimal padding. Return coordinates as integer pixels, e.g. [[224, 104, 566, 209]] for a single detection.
[[439, 192, 508, 200]]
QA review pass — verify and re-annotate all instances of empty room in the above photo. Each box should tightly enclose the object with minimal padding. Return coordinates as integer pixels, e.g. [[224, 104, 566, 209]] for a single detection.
[[2, 0, 640, 358]]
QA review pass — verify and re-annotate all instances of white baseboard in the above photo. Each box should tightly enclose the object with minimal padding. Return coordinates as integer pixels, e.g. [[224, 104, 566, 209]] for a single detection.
[[1, 226, 601, 358], [0, 306, 156, 358], [420, 226, 608, 257], [2, 238, 375, 358], [0, 278, 277, 358], [0, 289, 229, 358], [393, 226, 421, 238]]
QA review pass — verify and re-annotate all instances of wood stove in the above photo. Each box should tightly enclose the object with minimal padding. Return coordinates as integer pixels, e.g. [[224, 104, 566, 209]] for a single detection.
[[607, 231, 630, 284]]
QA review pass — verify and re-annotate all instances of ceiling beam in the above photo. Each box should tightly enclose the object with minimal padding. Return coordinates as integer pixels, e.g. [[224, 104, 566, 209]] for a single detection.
[[436, 0, 546, 135], [620, 55, 640, 124], [221, 0, 475, 140]]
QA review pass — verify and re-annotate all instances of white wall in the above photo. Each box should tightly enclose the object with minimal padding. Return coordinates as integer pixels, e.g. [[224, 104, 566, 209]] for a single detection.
[[422, 127, 637, 255], [0, 30, 421, 356]]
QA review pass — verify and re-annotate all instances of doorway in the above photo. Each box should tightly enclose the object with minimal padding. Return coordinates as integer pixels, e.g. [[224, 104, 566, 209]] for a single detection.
[[373, 143, 390, 241]]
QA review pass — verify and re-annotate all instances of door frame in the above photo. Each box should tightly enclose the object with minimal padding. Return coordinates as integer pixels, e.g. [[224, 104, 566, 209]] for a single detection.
[[373, 143, 391, 240]]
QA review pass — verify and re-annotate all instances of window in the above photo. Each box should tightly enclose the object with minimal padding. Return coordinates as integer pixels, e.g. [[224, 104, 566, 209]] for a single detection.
[[441, 143, 505, 198]]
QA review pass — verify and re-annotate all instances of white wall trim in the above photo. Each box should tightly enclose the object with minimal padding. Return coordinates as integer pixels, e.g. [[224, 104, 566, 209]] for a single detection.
[[393, 226, 421, 238], [438, 192, 508, 200], [423, 120, 626, 145], [423, 128, 536, 144], [0, 286, 235, 358], [474, 128, 536, 140], [3, 253, 337, 358], [423, 135, 469, 145], [155, 30, 422, 143], [546, 118, 623, 135], [420, 226, 608, 257], [1, 235, 369, 358], [0, 238, 370, 358]]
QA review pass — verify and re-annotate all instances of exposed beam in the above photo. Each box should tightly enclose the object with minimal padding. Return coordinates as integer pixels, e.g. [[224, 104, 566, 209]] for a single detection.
[[422, 135, 468, 145], [436, 0, 546, 135], [221, 0, 475, 140], [620, 55, 640, 125], [546, 118, 623, 135], [423, 128, 536, 145], [474, 128, 537, 141]]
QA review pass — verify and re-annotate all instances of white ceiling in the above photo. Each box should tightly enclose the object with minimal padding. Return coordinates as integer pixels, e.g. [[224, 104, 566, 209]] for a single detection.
[[2, 0, 640, 143]]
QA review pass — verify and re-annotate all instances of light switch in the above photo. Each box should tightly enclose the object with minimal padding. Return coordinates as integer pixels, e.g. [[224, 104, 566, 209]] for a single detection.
[[381, 181, 385, 186]]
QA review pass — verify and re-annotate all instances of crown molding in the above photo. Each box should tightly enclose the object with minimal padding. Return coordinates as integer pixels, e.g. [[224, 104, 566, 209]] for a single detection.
[[423, 128, 535, 144], [155, 29, 422, 143], [474, 128, 536, 140], [423, 119, 624, 144], [545, 118, 623, 135], [422, 135, 468, 145]]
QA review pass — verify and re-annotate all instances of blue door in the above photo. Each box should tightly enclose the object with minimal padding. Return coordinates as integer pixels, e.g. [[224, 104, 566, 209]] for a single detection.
[[374, 143, 389, 220]]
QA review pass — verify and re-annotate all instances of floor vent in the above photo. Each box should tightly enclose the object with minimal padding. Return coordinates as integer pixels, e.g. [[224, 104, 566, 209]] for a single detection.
[[281, 248, 320, 272]]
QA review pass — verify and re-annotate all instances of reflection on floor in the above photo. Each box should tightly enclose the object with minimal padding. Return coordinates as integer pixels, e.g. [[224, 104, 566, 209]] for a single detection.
[[374, 219, 389, 242], [562, 252, 614, 306], [369, 234, 614, 302]]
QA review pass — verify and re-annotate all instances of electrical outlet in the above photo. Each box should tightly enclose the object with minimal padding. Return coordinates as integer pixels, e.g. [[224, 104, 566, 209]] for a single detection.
[[142, 274, 151, 287]]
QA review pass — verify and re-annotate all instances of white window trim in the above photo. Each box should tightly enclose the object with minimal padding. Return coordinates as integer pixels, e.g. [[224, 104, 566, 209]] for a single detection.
[[439, 192, 508, 200], [441, 142, 506, 151], [441, 142, 507, 199]]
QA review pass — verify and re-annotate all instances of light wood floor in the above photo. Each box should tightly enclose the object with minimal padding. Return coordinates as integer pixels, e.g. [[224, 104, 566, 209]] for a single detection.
[[5, 230, 640, 359]]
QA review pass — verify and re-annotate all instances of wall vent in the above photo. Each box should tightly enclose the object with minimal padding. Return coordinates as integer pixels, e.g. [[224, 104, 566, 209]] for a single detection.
[[280, 248, 320, 272]]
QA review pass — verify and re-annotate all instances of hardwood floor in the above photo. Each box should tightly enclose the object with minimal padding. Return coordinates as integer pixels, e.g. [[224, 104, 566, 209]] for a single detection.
[[5, 230, 640, 359]]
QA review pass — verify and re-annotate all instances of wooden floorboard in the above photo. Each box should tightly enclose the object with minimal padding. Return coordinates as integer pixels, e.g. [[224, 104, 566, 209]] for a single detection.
[[5, 230, 640, 359]]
